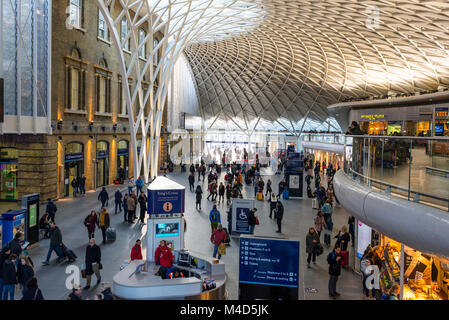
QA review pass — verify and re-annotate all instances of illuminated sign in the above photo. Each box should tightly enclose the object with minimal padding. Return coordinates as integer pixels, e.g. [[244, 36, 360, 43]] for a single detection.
[[435, 108, 448, 118], [361, 114, 385, 121]]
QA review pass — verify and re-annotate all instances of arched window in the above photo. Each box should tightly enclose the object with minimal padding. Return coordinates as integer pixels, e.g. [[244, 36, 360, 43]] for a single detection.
[[95, 57, 112, 115], [65, 142, 84, 155], [65, 46, 86, 111]]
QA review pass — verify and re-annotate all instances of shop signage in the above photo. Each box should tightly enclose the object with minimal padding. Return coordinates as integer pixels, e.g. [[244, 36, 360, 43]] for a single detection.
[[117, 148, 129, 156], [148, 189, 185, 215], [65, 153, 83, 162], [97, 150, 108, 159], [357, 220, 372, 258], [232, 199, 254, 234], [239, 237, 299, 288], [435, 107, 448, 118], [361, 114, 385, 121]]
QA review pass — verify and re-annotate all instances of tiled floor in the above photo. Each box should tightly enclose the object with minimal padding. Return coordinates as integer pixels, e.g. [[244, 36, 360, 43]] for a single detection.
[[4, 168, 364, 300]]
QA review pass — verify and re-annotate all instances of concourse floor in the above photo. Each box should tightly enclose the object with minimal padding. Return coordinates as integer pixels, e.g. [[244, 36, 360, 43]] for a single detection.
[[19, 168, 363, 300]]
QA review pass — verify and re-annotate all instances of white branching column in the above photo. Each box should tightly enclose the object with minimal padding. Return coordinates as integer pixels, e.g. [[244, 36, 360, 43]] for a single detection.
[[95, 0, 263, 182]]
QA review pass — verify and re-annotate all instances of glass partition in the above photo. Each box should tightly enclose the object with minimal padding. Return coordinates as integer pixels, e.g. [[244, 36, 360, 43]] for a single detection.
[[344, 135, 449, 212]]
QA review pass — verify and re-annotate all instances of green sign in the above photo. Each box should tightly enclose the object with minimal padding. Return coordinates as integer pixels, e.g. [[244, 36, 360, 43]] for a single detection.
[[29, 203, 37, 228]]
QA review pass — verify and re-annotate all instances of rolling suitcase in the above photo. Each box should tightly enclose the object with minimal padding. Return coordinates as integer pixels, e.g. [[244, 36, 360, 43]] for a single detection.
[[341, 250, 349, 267], [223, 227, 231, 245], [312, 198, 318, 209], [65, 249, 77, 262], [324, 233, 331, 246], [106, 227, 116, 241], [282, 189, 289, 200], [257, 192, 264, 200]]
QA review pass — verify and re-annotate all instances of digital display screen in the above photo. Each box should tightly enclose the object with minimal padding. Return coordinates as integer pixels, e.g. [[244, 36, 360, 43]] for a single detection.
[[435, 124, 444, 136], [155, 223, 179, 237]]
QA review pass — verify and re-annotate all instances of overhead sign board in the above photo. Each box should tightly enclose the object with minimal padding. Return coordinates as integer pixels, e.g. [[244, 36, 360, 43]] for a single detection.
[[239, 236, 300, 288]]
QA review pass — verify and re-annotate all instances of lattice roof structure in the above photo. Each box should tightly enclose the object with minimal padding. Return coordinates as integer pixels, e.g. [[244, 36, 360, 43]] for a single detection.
[[184, 0, 449, 133]]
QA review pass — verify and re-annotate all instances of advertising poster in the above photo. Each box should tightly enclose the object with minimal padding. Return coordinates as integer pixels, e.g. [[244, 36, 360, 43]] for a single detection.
[[29, 203, 37, 228], [239, 237, 300, 288], [357, 220, 372, 258], [232, 199, 254, 234], [289, 174, 300, 189]]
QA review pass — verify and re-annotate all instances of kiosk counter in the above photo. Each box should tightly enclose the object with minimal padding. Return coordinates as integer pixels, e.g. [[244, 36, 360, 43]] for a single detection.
[[113, 250, 226, 300]]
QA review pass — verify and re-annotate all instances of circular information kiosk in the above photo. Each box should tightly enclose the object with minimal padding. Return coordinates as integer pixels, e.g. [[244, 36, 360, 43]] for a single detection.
[[112, 176, 227, 300]]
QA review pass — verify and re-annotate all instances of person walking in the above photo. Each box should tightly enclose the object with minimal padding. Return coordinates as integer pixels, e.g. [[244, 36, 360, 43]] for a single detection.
[[7, 232, 23, 257], [265, 179, 272, 197], [253, 176, 259, 197], [1, 254, 18, 300], [45, 198, 57, 223], [21, 277, 44, 300], [79, 174, 86, 196], [306, 227, 320, 268], [195, 185, 203, 210], [274, 201, 284, 233], [269, 193, 277, 218], [135, 177, 144, 196], [218, 182, 225, 203], [130, 240, 143, 260], [39, 213, 51, 238], [316, 184, 326, 208], [127, 178, 134, 195], [127, 192, 136, 223], [17, 256, 34, 294], [211, 224, 227, 260], [225, 183, 232, 205], [327, 245, 342, 299], [209, 205, 221, 233], [71, 177, 79, 197], [42, 223, 64, 265], [84, 238, 102, 290], [211, 182, 218, 202], [334, 226, 351, 251], [248, 208, 257, 235], [278, 179, 286, 198], [314, 211, 327, 238], [138, 192, 147, 224], [123, 194, 129, 223], [84, 210, 98, 240], [98, 187, 109, 209], [201, 165, 206, 181], [114, 189, 123, 214], [188, 172, 195, 192], [98, 208, 110, 244], [0, 247, 11, 298]]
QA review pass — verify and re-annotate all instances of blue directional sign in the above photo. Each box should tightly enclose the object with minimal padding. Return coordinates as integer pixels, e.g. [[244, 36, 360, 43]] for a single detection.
[[239, 237, 300, 288]]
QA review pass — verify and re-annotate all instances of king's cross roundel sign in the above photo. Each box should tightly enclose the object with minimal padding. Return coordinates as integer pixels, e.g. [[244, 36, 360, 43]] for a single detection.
[[163, 202, 173, 212]]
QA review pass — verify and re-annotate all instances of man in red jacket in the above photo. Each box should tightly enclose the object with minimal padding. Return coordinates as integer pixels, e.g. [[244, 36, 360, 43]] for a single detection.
[[154, 240, 174, 267], [211, 224, 227, 260], [130, 239, 143, 260]]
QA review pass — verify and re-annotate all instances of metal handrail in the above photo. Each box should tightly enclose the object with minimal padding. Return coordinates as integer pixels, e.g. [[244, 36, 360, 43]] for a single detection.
[[345, 134, 449, 141], [347, 168, 449, 210]]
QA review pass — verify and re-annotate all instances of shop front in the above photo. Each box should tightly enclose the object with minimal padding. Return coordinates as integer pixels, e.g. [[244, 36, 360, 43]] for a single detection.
[[303, 148, 344, 172], [96, 141, 109, 188], [117, 140, 129, 182], [0, 148, 18, 200], [64, 142, 84, 198], [356, 221, 449, 300], [434, 107, 449, 137]]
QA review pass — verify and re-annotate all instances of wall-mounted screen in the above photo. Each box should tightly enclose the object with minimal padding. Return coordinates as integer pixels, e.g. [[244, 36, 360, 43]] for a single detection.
[[155, 222, 179, 237]]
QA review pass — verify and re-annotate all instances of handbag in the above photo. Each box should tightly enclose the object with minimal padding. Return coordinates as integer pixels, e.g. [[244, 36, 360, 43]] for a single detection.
[[217, 242, 226, 255], [81, 263, 87, 278], [255, 216, 260, 225]]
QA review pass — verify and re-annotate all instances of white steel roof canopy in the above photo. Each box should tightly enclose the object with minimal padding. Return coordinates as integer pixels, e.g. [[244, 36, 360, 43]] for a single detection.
[[185, 0, 449, 133]]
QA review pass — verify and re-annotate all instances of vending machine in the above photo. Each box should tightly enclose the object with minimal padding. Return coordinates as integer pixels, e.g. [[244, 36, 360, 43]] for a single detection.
[[1, 209, 26, 248]]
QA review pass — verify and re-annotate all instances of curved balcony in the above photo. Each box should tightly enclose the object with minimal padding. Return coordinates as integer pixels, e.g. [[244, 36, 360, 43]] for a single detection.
[[334, 135, 449, 259]]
